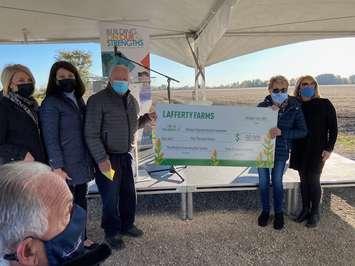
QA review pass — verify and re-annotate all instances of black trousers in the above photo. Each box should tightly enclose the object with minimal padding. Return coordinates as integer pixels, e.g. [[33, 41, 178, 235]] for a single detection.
[[298, 170, 322, 214], [69, 183, 88, 210], [95, 153, 136, 237], [69, 183, 88, 239]]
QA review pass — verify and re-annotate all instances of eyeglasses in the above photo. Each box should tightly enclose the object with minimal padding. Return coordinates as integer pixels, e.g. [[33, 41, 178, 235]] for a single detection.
[[3, 236, 34, 262], [301, 82, 315, 87], [3, 253, 18, 262], [272, 88, 287, 93]]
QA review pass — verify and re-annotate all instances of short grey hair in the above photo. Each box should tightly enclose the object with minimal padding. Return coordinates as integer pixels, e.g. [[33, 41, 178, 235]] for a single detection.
[[0, 162, 49, 262], [109, 64, 129, 78]]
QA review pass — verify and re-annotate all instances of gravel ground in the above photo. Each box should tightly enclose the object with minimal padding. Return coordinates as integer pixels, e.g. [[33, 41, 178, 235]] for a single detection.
[[87, 187, 355, 266], [85, 86, 355, 265]]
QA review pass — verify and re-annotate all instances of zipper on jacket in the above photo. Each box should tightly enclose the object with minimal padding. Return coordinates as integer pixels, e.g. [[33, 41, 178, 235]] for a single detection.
[[123, 97, 131, 152], [104, 132, 108, 151]]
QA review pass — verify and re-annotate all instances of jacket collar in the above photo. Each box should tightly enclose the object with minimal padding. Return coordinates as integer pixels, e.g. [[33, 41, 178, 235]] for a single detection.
[[57, 92, 85, 112]]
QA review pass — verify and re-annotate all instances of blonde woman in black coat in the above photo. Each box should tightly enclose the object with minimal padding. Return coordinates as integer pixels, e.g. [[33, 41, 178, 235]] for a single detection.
[[290, 75, 338, 227], [0, 64, 46, 165]]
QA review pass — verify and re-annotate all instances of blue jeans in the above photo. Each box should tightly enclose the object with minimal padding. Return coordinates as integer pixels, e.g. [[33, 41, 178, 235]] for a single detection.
[[257, 160, 286, 214]]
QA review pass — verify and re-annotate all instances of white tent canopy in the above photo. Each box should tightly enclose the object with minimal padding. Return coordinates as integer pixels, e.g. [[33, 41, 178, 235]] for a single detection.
[[1, 0, 355, 65], [1, 0, 355, 93]]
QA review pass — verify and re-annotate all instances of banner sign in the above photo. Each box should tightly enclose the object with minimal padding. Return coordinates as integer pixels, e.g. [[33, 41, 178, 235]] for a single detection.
[[99, 22, 152, 146]]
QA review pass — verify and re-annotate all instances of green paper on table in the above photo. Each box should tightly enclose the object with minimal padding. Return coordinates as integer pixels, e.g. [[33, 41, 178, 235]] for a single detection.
[[102, 168, 116, 181]]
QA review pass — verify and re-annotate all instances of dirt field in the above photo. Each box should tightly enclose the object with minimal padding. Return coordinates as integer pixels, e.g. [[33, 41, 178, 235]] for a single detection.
[[153, 85, 355, 134], [153, 85, 355, 159]]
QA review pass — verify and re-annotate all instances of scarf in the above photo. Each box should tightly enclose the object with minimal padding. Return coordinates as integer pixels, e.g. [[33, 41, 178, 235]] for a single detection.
[[6, 91, 39, 125]]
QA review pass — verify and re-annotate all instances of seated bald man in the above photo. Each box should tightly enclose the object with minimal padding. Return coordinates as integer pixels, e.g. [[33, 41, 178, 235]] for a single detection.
[[0, 162, 110, 266], [85, 65, 156, 250]]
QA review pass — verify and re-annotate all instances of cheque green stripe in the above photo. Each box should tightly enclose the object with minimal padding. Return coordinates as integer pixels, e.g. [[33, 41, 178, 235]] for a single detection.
[[158, 159, 273, 167]]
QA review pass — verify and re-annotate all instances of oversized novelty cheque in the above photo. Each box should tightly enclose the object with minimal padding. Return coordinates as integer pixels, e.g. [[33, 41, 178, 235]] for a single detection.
[[154, 104, 278, 168]]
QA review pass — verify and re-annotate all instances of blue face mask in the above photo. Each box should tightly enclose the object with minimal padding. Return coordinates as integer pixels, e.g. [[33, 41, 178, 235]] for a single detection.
[[112, 80, 129, 95], [44, 204, 86, 266], [300, 86, 315, 97], [271, 92, 288, 105], [3, 204, 87, 266]]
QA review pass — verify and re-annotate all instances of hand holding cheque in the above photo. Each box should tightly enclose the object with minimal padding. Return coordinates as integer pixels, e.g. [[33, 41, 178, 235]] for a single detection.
[[269, 127, 282, 139]]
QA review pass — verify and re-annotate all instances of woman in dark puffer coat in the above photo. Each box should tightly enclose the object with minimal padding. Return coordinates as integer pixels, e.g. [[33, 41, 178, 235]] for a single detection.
[[40, 61, 95, 247]]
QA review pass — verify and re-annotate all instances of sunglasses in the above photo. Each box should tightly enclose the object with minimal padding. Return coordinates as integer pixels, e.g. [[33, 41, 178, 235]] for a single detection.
[[301, 82, 315, 87], [272, 88, 287, 93]]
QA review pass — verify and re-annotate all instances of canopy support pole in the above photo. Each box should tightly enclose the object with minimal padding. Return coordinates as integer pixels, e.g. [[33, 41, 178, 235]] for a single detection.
[[186, 34, 206, 102]]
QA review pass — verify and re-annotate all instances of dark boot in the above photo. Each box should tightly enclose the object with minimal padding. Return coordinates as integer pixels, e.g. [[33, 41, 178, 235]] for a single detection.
[[258, 211, 270, 227], [105, 234, 125, 250], [294, 208, 310, 223], [121, 225, 144, 238], [273, 212, 284, 230], [306, 211, 320, 228]]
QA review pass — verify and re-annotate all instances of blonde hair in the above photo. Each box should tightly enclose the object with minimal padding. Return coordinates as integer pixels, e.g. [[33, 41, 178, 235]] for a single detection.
[[294, 75, 320, 98], [267, 75, 289, 91], [1, 64, 35, 95]]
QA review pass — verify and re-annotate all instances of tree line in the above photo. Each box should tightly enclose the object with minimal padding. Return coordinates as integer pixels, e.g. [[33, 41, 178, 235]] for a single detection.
[[215, 74, 355, 89], [154, 74, 355, 90], [33, 50, 355, 90]]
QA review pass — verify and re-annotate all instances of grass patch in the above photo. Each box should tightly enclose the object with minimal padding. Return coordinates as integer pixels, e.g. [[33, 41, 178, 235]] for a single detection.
[[335, 133, 355, 153]]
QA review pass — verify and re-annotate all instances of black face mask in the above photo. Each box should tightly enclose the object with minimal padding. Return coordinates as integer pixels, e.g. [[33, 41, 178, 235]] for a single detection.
[[17, 83, 34, 98], [58, 79, 77, 93]]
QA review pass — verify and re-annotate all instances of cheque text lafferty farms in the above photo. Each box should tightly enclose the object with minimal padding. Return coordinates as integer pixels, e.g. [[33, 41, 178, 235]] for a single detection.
[[162, 110, 215, 120]]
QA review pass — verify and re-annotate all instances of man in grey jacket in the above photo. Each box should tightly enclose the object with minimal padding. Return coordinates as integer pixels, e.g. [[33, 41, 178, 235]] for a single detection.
[[85, 65, 155, 250]]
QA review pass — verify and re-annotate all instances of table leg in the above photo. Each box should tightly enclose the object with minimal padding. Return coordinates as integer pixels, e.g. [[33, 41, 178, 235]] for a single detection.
[[181, 192, 187, 220], [187, 192, 193, 220]]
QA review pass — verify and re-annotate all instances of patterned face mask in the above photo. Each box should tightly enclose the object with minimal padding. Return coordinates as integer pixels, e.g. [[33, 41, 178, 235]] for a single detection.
[[4, 205, 87, 266], [271, 92, 288, 105]]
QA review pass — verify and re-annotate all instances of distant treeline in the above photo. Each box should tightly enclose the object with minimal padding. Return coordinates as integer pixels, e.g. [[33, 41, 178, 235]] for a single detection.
[[153, 73, 355, 90]]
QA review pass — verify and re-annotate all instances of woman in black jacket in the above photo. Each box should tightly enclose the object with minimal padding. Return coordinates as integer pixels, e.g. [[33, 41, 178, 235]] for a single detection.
[[290, 75, 338, 227], [40, 61, 95, 247], [0, 64, 46, 165]]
